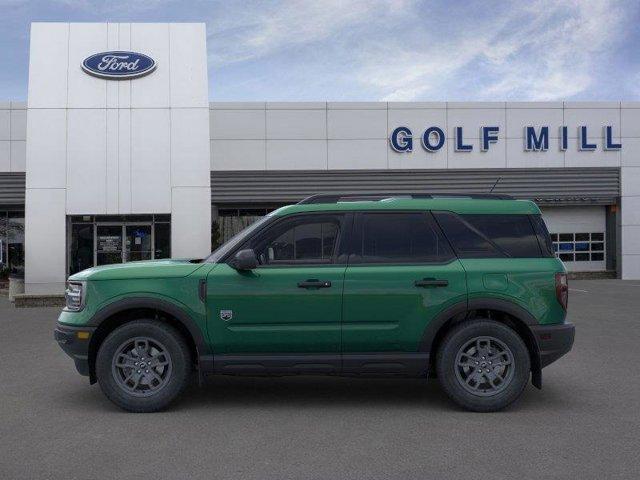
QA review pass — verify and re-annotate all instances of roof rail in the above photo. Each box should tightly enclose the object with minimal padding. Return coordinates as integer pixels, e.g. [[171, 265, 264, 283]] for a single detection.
[[297, 192, 515, 204]]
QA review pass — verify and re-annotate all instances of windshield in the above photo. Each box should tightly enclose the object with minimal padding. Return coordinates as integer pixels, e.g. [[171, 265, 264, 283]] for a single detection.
[[203, 214, 274, 263]]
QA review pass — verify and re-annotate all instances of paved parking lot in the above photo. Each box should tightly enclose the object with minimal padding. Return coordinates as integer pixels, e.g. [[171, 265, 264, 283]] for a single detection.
[[0, 280, 639, 479]]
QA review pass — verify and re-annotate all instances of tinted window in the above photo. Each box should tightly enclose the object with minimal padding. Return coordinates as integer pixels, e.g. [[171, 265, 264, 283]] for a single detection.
[[434, 212, 543, 258], [355, 212, 453, 263], [433, 212, 502, 258], [530, 215, 555, 258], [462, 214, 542, 258], [248, 216, 341, 265]]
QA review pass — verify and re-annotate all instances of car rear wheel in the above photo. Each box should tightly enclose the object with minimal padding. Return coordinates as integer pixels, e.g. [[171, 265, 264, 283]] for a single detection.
[[436, 319, 530, 412], [96, 320, 191, 412]]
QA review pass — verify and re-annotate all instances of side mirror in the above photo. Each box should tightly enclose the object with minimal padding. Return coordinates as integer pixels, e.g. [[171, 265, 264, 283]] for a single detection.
[[229, 249, 258, 271]]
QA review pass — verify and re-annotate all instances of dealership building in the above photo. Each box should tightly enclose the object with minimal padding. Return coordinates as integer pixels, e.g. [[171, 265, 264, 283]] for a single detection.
[[1, 22, 640, 295]]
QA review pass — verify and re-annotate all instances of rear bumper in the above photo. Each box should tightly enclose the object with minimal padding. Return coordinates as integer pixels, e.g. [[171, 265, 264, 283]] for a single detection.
[[531, 322, 575, 368], [54, 323, 96, 377]]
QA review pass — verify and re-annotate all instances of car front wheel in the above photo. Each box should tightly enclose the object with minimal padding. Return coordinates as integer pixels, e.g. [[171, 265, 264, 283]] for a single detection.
[[96, 320, 191, 412], [436, 319, 531, 412]]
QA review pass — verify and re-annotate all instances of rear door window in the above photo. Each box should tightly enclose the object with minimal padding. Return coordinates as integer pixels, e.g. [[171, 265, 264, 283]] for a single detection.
[[352, 212, 454, 264]]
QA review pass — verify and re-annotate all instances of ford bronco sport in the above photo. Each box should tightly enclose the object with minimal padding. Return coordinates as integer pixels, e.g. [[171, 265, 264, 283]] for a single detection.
[[55, 193, 575, 412]]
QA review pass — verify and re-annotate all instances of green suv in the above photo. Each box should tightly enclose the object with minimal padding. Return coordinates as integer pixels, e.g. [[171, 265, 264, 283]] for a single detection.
[[55, 193, 574, 412]]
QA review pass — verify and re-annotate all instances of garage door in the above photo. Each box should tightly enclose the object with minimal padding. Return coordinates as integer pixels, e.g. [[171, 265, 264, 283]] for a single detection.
[[540, 206, 606, 272]]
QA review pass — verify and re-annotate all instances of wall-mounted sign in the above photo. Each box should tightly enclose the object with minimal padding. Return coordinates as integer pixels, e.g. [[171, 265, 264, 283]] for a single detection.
[[390, 125, 622, 153], [82, 51, 156, 80]]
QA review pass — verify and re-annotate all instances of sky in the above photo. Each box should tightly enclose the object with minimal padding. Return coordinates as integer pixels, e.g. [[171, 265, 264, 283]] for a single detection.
[[1, 0, 639, 102]]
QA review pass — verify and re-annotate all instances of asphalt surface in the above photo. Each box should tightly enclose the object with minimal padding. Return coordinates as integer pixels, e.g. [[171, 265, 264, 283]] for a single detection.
[[0, 279, 639, 479]]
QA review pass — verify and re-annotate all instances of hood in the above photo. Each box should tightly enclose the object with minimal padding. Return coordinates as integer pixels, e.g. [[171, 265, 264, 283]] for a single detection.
[[69, 259, 205, 281]]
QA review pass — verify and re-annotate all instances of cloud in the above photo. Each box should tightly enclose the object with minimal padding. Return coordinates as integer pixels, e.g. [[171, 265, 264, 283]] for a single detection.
[[207, 0, 413, 66], [358, 0, 629, 101]]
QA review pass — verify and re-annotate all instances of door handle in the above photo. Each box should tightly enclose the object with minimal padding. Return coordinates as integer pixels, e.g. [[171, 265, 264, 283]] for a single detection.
[[414, 278, 449, 287], [297, 279, 332, 289]]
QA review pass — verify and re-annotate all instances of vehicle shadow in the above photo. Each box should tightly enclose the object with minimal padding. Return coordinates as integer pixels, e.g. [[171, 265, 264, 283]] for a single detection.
[[179, 374, 453, 410]]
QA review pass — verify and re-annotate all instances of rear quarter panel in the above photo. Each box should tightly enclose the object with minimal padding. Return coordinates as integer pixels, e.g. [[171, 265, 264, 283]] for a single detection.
[[461, 258, 566, 325]]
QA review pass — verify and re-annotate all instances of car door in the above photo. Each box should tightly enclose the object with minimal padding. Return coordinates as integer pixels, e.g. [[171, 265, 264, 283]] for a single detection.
[[206, 213, 349, 362], [341, 211, 467, 370]]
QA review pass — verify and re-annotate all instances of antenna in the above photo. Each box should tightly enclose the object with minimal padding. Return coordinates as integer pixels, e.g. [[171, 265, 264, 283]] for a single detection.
[[489, 176, 502, 193]]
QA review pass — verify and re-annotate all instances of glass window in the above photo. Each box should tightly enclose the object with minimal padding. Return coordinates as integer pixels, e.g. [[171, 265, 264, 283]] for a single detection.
[[154, 223, 171, 259], [7, 212, 24, 275], [549, 231, 606, 263], [433, 212, 502, 259], [356, 212, 453, 263], [462, 214, 542, 258], [247, 215, 341, 265], [69, 224, 94, 275], [530, 214, 555, 258]]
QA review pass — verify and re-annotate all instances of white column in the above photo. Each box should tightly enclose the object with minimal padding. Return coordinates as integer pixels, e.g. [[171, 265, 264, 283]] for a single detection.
[[621, 104, 640, 279]]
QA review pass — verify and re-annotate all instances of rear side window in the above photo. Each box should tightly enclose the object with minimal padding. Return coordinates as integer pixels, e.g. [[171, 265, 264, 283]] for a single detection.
[[434, 212, 544, 258], [353, 212, 454, 264], [433, 212, 503, 258], [530, 215, 555, 258]]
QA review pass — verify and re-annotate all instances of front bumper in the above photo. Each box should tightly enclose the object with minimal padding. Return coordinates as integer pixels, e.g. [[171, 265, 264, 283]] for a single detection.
[[531, 322, 575, 368], [54, 323, 96, 377]]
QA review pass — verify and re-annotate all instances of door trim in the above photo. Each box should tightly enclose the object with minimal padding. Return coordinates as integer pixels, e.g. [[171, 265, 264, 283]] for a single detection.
[[210, 352, 429, 377]]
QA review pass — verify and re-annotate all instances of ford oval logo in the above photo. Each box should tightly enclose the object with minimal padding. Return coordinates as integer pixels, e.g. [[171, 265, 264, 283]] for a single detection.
[[82, 51, 156, 80]]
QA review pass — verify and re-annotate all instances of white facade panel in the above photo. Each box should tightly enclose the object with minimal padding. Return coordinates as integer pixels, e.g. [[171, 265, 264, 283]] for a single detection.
[[327, 109, 387, 139], [447, 108, 506, 140], [105, 108, 119, 213], [506, 138, 565, 168], [564, 107, 621, 138], [211, 140, 265, 170], [389, 147, 446, 170], [10, 109, 27, 141], [10, 141, 26, 172], [117, 23, 132, 109], [27, 23, 68, 108], [130, 23, 171, 108], [25, 109, 67, 189], [387, 108, 447, 139], [0, 109, 9, 140], [0, 141, 9, 171], [446, 137, 506, 169], [24, 188, 66, 293], [621, 138, 640, 166], [171, 186, 211, 258], [130, 108, 171, 213], [266, 140, 327, 170], [117, 109, 132, 213], [210, 109, 265, 140], [564, 144, 620, 168], [328, 139, 387, 169], [171, 108, 211, 187], [266, 109, 326, 139], [66, 109, 107, 214], [169, 23, 209, 108], [67, 23, 108, 109], [506, 108, 563, 138], [621, 108, 640, 138]]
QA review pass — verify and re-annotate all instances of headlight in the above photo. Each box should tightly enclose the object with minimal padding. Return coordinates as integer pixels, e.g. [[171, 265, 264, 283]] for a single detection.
[[65, 282, 85, 311]]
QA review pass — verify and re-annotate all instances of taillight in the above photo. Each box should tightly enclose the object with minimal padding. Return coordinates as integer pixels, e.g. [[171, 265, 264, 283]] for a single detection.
[[555, 272, 568, 310]]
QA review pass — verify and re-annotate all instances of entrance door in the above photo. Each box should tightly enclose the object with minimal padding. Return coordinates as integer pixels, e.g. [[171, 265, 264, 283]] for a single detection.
[[125, 225, 152, 262], [96, 225, 123, 266]]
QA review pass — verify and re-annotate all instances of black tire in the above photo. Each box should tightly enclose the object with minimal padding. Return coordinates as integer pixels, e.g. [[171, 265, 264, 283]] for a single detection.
[[436, 319, 530, 412], [96, 320, 191, 412]]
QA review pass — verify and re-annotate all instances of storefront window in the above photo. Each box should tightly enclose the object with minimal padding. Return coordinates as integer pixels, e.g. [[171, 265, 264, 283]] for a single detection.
[[154, 222, 171, 259], [0, 211, 25, 277], [68, 215, 171, 275]]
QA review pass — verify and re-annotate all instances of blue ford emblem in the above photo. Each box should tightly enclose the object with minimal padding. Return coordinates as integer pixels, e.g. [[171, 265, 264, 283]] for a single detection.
[[82, 51, 156, 80]]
